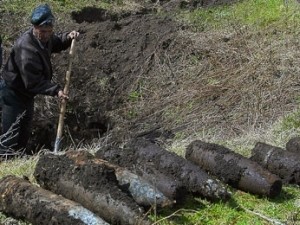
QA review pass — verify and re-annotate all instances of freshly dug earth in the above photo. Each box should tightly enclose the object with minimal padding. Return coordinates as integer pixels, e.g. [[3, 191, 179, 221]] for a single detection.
[[54, 10, 185, 147], [1, 0, 296, 152], [31, 9, 186, 150]]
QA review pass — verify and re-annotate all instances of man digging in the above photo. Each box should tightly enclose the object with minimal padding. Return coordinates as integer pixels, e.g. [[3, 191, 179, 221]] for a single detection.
[[1, 4, 79, 156]]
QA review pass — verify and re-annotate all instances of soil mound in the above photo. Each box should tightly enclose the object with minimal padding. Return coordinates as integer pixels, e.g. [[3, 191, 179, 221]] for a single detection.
[[46, 9, 187, 149], [2, 0, 295, 152]]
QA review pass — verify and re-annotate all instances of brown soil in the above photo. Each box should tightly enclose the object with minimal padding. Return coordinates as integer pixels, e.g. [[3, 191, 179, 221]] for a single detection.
[[2, 1, 239, 151], [28, 8, 187, 150], [2, 0, 291, 152], [51, 9, 186, 149]]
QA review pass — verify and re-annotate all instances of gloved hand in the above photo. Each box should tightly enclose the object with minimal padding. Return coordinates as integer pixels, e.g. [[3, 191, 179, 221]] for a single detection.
[[67, 31, 79, 40]]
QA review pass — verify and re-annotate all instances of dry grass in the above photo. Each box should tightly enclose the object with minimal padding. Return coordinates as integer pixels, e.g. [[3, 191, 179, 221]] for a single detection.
[[119, 20, 300, 147]]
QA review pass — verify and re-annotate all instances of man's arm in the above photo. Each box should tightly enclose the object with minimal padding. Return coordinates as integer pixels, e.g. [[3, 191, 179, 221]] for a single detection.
[[51, 31, 79, 53]]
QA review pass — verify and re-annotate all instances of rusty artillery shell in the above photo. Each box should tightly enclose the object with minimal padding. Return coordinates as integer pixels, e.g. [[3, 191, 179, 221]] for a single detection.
[[251, 142, 300, 184], [34, 151, 151, 225], [186, 140, 282, 197], [0, 175, 109, 225], [95, 147, 186, 202], [126, 138, 231, 202], [286, 136, 300, 153], [133, 164, 187, 202], [65, 150, 174, 207], [115, 168, 175, 207]]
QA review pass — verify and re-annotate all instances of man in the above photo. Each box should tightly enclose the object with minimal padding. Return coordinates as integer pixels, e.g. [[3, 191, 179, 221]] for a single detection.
[[1, 4, 79, 154]]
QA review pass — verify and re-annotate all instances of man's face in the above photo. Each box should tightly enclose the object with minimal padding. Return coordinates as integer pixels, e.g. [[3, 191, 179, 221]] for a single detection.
[[33, 25, 53, 43]]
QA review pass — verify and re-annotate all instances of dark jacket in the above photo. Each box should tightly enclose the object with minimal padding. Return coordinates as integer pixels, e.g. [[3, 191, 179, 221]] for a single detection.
[[0, 36, 2, 68], [2, 28, 71, 98]]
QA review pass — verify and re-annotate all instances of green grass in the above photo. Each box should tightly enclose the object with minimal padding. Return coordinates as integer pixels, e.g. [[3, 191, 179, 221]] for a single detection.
[[183, 0, 300, 31], [150, 186, 300, 225], [0, 156, 38, 182], [0, 0, 119, 14]]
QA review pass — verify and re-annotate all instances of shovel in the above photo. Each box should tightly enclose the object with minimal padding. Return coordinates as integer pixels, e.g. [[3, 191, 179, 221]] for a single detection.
[[54, 39, 76, 153]]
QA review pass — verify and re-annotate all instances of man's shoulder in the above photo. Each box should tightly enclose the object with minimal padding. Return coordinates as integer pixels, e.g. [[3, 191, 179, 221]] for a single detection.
[[15, 29, 36, 48]]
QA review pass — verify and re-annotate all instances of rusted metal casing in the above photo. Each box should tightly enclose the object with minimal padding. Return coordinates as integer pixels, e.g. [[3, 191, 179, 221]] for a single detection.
[[251, 142, 300, 184], [0, 175, 109, 225], [125, 138, 231, 202], [34, 151, 151, 225], [95, 147, 186, 202], [286, 136, 300, 153], [186, 140, 282, 197]]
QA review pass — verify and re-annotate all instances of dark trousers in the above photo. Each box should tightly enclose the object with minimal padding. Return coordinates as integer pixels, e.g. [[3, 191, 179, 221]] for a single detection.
[[1, 86, 34, 153]]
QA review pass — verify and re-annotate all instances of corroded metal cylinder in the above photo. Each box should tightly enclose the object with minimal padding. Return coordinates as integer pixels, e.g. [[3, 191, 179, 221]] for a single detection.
[[95, 147, 186, 202], [186, 140, 282, 198], [0, 175, 109, 225], [251, 142, 300, 184], [126, 138, 231, 202], [34, 151, 151, 225], [286, 136, 300, 153]]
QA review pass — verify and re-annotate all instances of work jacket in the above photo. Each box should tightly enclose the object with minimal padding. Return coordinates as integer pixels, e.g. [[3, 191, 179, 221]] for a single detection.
[[2, 27, 71, 99], [0, 35, 2, 68]]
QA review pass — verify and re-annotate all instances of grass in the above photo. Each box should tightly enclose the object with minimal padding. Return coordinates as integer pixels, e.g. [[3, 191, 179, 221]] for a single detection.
[[184, 0, 300, 31], [0, 156, 37, 179], [150, 186, 300, 225], [1, 0, 110, 13], [1, 0, 300, 224]]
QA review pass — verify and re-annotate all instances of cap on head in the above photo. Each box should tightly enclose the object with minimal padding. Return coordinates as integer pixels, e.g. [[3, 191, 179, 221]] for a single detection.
[[31, 4, 55, 27]]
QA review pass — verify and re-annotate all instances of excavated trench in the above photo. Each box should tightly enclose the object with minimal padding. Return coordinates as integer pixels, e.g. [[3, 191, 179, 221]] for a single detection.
[[24, 1, 242, 151], [27, 6, 183, 151]]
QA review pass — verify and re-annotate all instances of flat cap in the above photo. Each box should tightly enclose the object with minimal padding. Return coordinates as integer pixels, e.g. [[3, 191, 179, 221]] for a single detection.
[[31, 4, 55, 26]]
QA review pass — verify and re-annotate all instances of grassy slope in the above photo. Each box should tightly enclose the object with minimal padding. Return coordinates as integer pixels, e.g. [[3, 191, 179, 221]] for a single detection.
[[1, 0, 300, 224]]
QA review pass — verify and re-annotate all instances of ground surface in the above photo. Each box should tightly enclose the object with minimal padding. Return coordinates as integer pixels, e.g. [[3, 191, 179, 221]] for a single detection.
[[2, 1, 300, 224]]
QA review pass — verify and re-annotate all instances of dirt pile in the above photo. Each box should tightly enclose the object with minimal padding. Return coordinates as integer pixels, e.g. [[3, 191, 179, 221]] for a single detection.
[[32, 8, 187, 150], [28, 2, 240, 150], [0, 0, 298, 152]]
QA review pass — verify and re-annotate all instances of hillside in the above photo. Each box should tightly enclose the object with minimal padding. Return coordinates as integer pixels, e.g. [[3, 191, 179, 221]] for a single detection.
[[1, 0, 300, 224], [1, 0, 300, 151]]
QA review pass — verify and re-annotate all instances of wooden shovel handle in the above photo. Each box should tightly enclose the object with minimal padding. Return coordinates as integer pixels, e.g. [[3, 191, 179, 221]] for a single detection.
[[54, 39, 76, 153]]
